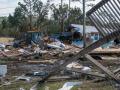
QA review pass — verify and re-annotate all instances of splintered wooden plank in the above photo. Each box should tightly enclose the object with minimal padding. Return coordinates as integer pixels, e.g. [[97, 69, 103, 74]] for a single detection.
[[84, 54, 120, 83]]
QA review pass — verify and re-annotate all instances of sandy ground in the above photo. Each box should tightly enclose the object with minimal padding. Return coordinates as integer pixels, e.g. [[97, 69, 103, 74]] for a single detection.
[[0, 37, 14, 43]]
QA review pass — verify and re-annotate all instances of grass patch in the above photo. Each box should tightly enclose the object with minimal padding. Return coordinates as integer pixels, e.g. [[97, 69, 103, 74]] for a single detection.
[[77, 81, 115, 90], [0, 80, 115, 90], [38, 81, 64, 90], [71, 86, 80, 90], [38, 80, 80, 90], [0, 81, 36, 90], [38, 80, 115, 90]]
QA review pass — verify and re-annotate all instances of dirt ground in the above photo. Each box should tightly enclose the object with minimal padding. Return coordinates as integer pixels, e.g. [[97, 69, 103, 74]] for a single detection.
[[0, 37, 14, 43]]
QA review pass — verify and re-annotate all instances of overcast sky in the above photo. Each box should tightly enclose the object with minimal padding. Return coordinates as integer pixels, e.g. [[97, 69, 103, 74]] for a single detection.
[[0, 0, 101, 16]]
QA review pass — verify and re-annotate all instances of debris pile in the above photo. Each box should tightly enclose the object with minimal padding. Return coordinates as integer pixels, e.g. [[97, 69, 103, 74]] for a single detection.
[[1, 35, 120, 90], [0, 37, 81, 62]]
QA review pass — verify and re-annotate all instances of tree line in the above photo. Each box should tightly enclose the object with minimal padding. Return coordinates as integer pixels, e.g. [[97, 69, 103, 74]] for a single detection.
[[0, 0, 91, 38]]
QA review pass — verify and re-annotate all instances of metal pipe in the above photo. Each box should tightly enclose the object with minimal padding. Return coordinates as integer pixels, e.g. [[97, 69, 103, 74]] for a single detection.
[[83, 0, 86, 48], [104, 3, 120, 29], [89, 16, 105, 36], [101, 5, 120, 37], [96, 9, 115, 39], [103, 3, 120, 37], [94, 11, 111, 34], [108, 1, 120, 38], [117, 0, 120, 6], [91, 13, 108, 35], [108, 1, 120, 27], [99, 7, 119, 38], [114, 0, 120, 13], [97, 8, 115, 33], [109, 1, 120, 19]]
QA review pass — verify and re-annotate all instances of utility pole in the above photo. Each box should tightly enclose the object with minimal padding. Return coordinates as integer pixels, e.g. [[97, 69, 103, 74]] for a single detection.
[[83, 0, 86, 48], [61, 0, 64, 33], [61, 0, 63, 6], [68, 0, 71, 25], [30, 0, 32, 31], [71, 0, 95, 48]]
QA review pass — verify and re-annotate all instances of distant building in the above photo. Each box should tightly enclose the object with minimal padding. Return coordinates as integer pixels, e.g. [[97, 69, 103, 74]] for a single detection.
[[70, 24, 100, 41], [71, 24, 98, 34]]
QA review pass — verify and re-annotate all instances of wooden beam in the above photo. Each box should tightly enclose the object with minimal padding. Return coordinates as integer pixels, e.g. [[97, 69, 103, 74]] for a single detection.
[[84, 54, 120, 83]]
